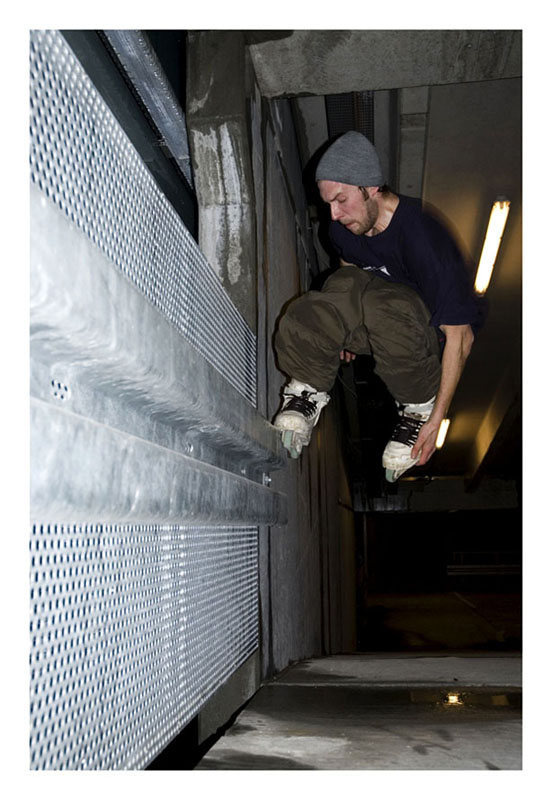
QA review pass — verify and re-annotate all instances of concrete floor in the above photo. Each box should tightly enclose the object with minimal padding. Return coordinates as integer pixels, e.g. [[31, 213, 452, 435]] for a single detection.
[[195, 653, 521, 770]]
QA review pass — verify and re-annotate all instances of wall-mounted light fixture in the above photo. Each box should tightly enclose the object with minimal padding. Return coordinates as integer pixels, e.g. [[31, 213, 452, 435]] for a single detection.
[[435, 418, 450, 449], [444, 692, 463, 706], [474, 197, 511, 295]]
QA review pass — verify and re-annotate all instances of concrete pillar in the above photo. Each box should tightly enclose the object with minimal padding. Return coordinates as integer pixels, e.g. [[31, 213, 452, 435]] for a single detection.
[[398, 86, 429, 197], [186, 31, 257, 331]]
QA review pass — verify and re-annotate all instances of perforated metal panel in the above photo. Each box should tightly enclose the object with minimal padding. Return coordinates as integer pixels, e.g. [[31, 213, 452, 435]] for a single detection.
[[29, 29, 256, 405], [29, 523, 259, 770], [29, 28, 271, 771]]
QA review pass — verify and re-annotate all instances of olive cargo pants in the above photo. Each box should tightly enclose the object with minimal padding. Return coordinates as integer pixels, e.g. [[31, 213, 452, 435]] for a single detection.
[[274, 265, 441, 404]]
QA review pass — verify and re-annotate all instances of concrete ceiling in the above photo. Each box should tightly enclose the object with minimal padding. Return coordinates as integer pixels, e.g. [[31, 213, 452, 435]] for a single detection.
[[247, 30, 521, 96], [246, 30, 522, 499]]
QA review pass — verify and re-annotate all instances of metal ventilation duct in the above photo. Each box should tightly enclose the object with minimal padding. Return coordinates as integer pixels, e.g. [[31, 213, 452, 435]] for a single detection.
[[325, 90, 375, 142]]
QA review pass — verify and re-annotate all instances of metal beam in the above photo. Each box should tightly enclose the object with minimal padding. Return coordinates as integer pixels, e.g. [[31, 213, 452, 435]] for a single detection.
[[102, 30, 194, 190], [31, 398, 286, 526]]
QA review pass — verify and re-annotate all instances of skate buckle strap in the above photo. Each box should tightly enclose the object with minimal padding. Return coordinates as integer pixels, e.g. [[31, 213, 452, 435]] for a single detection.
[[283, 390, 318, 418], [390, 413, 424, 447]]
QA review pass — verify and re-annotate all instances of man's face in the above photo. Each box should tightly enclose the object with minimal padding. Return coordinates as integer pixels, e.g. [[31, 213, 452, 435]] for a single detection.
[[318, 180, 378, 235]]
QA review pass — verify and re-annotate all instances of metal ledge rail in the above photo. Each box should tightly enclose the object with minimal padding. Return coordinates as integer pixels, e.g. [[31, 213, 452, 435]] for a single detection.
[[30, 186, 285, 516], [29, 30, 286, 770]]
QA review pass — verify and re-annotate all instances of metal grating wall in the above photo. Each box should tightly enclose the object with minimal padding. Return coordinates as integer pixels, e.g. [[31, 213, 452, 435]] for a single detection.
[[29, 29, 256, 406], [30, 524, 258, 770], [29, 29, 277, 770]]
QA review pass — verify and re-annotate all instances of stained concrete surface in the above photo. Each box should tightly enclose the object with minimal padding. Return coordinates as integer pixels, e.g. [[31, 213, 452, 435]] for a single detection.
[[195, 654, 521, 770]]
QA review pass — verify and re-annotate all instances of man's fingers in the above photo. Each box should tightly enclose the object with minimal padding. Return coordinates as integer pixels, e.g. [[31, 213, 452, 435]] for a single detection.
[[340, 350, 356, 363], [412, 423, 438, 465], [417, 447, 433, 466]]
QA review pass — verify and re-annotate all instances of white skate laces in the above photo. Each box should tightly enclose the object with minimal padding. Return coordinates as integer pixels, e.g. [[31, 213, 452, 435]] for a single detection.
[[382, 396, 435, 482], [273, 378, 330, 458]]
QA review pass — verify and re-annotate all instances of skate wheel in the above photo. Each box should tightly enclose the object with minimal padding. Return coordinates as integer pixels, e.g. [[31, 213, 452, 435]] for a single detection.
[[282, 430, 301, 459], [385, 468, 399, 483]]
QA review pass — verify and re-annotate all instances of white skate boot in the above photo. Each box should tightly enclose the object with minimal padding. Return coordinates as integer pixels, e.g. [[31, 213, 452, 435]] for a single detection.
[[273, 378, 330, 459], [382, 396, 435, 482]]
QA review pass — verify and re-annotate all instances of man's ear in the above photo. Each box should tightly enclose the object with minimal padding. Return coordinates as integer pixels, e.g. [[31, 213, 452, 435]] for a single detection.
[[359, 186, 379, 200]]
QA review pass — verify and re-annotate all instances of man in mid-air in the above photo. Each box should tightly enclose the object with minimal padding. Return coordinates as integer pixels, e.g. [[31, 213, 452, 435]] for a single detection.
[[273, 131, 482, 481]]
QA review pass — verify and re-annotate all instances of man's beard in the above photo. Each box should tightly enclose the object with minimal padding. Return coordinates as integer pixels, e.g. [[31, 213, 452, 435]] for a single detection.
[[344, 201, 378, 236]]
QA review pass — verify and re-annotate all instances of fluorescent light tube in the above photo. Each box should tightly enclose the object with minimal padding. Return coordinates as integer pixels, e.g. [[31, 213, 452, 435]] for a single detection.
[[435, 418, 450, 449], [474, 198, 511, 295]]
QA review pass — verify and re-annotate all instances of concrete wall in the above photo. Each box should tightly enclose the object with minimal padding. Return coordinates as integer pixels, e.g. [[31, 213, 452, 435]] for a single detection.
[[186, 32, 357, 696], [254, 97, 356, 675]]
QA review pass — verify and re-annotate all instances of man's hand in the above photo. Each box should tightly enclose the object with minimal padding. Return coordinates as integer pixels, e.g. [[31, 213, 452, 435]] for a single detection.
[[340, 349, 356, 363], [411, 418, 441, 466]]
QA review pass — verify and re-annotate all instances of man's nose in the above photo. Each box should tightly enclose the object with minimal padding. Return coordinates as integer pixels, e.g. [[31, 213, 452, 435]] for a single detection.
[[330, 203, 341, 221]]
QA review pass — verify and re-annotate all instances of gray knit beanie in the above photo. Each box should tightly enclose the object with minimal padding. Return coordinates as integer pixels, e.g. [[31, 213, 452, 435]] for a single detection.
[[315, 131, 384, 187]]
